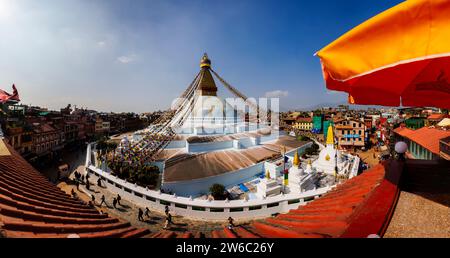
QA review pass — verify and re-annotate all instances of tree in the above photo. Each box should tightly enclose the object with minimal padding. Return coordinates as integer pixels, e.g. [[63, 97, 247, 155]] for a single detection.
[[297, 135, 310, 141], [311, 143, 319, 152], [209, 183, 226, 200]]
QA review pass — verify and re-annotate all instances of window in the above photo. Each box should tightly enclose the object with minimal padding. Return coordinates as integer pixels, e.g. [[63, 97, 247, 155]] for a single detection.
[[230, 207, 244, 212], [175, 203, 187, 209], [145, 196, 156, 202], [160, 200, 170, 206], [192, 206, 205, 211], [210, 208, 224, 212], [304, 197, 314, 202], [267, 203, 279, 208], [288, 199, 300, 204]]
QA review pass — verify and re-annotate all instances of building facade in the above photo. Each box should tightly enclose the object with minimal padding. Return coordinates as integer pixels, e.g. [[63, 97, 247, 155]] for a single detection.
[[335, 118, 366, 149], [293, 117, 313, 131]]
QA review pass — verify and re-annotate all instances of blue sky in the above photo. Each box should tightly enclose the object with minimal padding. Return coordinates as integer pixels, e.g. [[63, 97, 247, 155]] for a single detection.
[[0, 0, 403, 113]]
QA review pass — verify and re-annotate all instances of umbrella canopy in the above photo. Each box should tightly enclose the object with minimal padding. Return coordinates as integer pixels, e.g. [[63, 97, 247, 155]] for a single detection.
[[316, 0, 450, 108]]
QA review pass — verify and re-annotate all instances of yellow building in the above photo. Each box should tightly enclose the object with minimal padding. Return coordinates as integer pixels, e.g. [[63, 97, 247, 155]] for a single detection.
[[293, 117, 313, 131]]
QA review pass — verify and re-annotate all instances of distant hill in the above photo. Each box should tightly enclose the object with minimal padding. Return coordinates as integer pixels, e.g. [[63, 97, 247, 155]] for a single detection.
[[296, 101, 394, 111]]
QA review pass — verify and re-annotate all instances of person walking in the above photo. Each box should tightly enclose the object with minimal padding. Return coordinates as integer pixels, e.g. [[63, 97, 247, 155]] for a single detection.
[[228, 217, 235, 229], [164, 205, 169, 216], [75, 180, 80, 190], [163, 216, 170, 229], [117, 194, 121, 206], [138, 208, 144, 222], [112, 198, 117, 209], [97, 178, 102, 187], [86, 179, 90, 190], [167, 212, 173, 225], [99, 195, 106, 207], [91, 195, 95, 204], [145, 207, 151, 218]]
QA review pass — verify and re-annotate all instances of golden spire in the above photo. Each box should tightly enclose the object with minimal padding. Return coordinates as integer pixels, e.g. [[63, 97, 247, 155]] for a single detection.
[[293, 150, 299, 167], [326, 124, 334, 145], [200, 53, 211, 68], [198, 53, 217, 96]]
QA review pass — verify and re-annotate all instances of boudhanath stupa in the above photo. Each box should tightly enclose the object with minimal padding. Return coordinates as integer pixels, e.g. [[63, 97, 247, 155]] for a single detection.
[[121, 54, 311, 197]]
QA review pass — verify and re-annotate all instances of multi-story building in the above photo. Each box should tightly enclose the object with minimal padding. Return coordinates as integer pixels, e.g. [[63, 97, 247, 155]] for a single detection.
[[95, 116, 110, 135], [335, 118, 366, 149], [404, 117, 425, 129], [426, 113, 447, 126], [32, 123, 63, 157], [312, 115, 323, 133], [439, 136, 450, 160], [6, 126, 33, 155], [64, 121, 79, 145], [293, 117, 313, 131], [364, 116, 373, 130]]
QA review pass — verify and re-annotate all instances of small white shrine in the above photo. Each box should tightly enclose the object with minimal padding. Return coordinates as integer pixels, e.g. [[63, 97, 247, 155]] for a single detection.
[[286, 152, 318, 194], [313, 124, 342, 176]]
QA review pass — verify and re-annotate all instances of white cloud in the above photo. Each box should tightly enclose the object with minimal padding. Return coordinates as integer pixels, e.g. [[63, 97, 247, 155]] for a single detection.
[[97, 41, 106, 47], [326, 90, 341, 95], [117, 55, 136, 64], [265, 90, 289, 98]]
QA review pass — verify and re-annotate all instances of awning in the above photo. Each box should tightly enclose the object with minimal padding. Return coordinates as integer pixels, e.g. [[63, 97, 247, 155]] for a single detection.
[[316, 0, 450, 108]]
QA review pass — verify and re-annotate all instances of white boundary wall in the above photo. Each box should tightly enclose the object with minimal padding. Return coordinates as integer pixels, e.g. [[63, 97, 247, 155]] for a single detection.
[[85, 143, 333, 221]]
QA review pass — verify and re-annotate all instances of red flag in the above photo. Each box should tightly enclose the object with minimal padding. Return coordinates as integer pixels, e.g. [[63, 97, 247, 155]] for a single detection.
[[0, 84, 20, 103], [11, 84, 20, 101]]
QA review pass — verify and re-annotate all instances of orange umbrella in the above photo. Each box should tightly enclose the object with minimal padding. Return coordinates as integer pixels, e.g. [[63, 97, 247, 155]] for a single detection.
[[316, 0, 450, 108]]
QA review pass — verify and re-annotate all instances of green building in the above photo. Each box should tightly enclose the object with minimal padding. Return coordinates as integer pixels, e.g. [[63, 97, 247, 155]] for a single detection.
[[405, 117, 425, 130], [312, 115, 323, 133]]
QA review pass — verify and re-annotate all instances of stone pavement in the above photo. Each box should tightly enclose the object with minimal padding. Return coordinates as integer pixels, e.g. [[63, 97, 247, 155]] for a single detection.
[[384, 191, 450, 238], [58, 164, 251, 237], [355, 147, 381, 168]]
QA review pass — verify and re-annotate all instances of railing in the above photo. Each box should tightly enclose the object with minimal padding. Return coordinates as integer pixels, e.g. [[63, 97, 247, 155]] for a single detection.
[[85, 144, 333, 220], [349, 156, 360, 179]]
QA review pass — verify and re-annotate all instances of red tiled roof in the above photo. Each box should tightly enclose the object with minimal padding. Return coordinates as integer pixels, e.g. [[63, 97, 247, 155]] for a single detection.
[[395, 127, 450, 155], [0, 139, 149, 238], [296, 117, 312, 123], [33, 123, 57, 134], [393, 126, 415, 138], [427, 113, 446, 120]]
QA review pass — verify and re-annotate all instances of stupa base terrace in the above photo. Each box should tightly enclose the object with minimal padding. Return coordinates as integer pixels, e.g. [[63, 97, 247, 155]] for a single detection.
[[124, 125, 312, 197], [159, 134, 311, 197]]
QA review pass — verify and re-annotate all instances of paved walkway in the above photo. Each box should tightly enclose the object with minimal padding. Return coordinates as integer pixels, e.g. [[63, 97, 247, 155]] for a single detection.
[[355, 148, 381, 167], [57, 161, 246, 237], [384, 191, 450, 238]]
